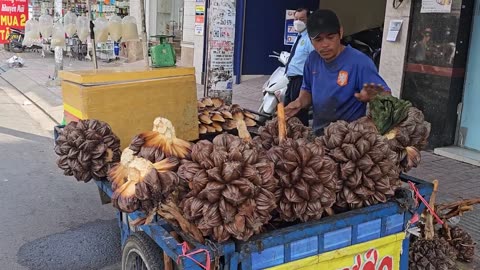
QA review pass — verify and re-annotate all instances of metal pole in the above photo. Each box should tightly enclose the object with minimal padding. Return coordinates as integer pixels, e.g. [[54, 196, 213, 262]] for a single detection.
[[140, 0, 149, 67], [53, 0, 63, 79], [87, 0, 98, 69]]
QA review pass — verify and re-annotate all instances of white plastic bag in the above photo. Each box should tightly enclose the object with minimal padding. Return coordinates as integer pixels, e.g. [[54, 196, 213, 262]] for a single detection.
[[122, 16, 138, 41], [76, 16, 90, 42], [39, 14, 53, 38], [94, 17, 108, 42], [108, 15, 122, 41], [64, 11, 77, 37], [23, 19, 40, 46], [51, 23, 66, 47]]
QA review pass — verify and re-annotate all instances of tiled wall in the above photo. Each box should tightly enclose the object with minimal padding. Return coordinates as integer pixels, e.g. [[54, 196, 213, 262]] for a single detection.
[[379, 0, 412, 97]]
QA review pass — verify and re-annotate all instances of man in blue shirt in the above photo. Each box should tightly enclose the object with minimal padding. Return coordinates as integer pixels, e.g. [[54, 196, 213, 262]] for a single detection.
[[284, 8, 315, 126], [285, 9, 390, 135]]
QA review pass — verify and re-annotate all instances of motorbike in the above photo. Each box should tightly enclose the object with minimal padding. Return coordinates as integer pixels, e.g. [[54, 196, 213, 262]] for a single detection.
[[4, 28, 25, 53], [258, 51, 290, 124], [342, 27, 383, 69]]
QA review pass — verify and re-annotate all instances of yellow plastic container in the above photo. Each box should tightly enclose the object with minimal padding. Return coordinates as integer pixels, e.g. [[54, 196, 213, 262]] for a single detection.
[[59, 67, 199, 149]]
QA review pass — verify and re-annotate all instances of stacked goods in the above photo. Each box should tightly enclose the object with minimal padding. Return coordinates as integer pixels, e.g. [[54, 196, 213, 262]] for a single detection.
[[267, 137, 339, 222], [360, 94, 431, 172], [197, 97, 257, 134], [409, 181, 457, 270], [259, 105, 339, 222], [409, 237, 457, 270], [109, 117, 192, 214], [440, 226, 476, 263], [255, 117, 313, 150], [55, 120, 121, 182], [321, 120, 400, 210], [178, 122, 277, 243]]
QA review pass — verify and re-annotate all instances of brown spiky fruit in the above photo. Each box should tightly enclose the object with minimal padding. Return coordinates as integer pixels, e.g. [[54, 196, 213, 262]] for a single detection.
[[409, 237, 457, 270], [108, 117, 191, 213], [178, 133, 278, 243], [383, 107, 431, 172], [321, 120, 400, 210], [267, 138, 339, 222], [440, 226, 476, 263], [255, 117, 313, 150], [55, 119, 121, 182]]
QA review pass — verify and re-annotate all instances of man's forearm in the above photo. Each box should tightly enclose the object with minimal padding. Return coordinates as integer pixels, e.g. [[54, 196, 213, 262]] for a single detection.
[[297, 89, 312, 109]]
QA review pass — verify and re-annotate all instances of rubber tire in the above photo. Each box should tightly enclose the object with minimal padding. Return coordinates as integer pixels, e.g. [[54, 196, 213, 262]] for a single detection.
[[122, 232, 164, 270]]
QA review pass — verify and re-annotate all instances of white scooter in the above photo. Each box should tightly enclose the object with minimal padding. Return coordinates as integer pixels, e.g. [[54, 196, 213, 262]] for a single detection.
[[258, 51, 290, 123]]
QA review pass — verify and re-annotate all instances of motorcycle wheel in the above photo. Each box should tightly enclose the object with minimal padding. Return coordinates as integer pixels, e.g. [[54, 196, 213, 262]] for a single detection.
[[12, 46, 24, 53]]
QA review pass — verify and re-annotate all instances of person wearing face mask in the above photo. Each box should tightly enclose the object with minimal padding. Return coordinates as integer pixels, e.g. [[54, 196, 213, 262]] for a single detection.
[[283, 7, 315, 126], [285, 9, 391, 136]]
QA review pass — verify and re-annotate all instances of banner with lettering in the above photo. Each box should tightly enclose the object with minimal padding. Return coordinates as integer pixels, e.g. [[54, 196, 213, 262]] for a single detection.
[[0, 0, 28, 44]]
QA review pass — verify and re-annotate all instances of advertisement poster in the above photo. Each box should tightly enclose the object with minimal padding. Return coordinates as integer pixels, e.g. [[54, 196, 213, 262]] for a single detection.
[[0, 0, 28, 44], [421, 0, 452, 13], [205, 0, 235, 99], [284, 9, 297, 46], [195, 2, 205, 35], [267, 233, 404, 270]]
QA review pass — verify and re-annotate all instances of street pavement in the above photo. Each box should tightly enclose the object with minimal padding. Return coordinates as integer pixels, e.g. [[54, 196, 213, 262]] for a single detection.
[[0, 49, 479, 269], [0, 83, 121, 269]]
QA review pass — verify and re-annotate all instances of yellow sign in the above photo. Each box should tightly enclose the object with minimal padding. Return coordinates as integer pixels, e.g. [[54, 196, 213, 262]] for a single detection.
[[267, 233, 405, 270]]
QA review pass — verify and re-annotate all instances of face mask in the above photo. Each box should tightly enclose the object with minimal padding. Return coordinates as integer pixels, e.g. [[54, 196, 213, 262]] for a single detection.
[[294, 20, 306, 32]]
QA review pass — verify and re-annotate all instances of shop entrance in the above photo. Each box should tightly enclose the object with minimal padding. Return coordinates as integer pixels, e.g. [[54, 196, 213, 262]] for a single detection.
[[458, 0, 480, 151]]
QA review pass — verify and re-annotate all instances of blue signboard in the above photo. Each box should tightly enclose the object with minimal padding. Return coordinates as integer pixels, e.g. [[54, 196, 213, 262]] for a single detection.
[[284, 9, 297, 46]]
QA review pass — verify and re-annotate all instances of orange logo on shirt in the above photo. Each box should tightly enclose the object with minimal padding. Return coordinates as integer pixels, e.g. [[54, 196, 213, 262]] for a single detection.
[[337, 71, 349, 86]]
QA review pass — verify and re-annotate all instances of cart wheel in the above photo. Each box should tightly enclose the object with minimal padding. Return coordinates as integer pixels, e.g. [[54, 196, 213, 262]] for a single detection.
[[122, 232, 164, 270]]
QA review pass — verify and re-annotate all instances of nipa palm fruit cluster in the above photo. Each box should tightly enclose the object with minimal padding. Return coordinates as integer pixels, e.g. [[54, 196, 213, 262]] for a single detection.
[[178, 133, 277, 243], [254, 117, 313, 150], [109, 117, 192, 214], [409, 237, 457, 270], [440, 226, 476, 263], [321, 120, 400, 210], [55, 119, 121, 182], [267, 137, 339, 222], [198, 97, 257, 135], [367, 95, 431, 172]]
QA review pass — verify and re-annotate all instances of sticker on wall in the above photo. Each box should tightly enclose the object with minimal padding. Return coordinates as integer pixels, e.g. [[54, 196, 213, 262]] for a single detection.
[[421, 0, 452, 13]]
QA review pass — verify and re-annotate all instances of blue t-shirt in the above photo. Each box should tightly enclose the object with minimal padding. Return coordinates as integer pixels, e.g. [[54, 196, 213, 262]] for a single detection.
[[302, 45, 390, 135]]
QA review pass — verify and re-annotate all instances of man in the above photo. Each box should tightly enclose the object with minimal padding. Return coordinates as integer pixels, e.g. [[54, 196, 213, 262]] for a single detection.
[[285, 9, 390, 136], [412, 27, 432, 63], [283, 8, 315, 126]]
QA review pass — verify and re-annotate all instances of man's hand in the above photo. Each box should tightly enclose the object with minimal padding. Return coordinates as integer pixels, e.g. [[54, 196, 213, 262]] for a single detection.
[[355, 83, 390, 103], [285, 100, 302, 119]]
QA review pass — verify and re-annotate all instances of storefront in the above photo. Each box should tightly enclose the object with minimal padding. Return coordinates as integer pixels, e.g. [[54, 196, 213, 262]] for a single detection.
[[396, 0, 480, 164]]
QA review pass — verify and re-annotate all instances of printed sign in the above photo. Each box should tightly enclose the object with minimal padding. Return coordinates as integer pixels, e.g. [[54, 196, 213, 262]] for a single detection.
[[195, 2, 205, 35], [267, 233, 404, 270], [284, 9, 297, 46], [0, 0, 28, 44], [205, 0, 235, 98], [421, 0, 452, 13]]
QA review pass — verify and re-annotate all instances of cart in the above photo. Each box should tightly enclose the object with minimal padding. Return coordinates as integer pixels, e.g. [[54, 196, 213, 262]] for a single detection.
[[53, 127, 433, 270], [92, 176, 431, 270]]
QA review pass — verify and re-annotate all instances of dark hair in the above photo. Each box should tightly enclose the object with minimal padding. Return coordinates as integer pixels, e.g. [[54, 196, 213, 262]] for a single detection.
[[295, 8, 310, 17]]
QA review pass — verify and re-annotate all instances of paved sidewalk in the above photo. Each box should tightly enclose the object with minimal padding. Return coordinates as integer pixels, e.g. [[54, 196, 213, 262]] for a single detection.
[[1, 49, 479, 268]]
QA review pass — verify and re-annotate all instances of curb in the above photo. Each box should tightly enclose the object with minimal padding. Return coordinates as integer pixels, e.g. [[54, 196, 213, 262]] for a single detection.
[[0, 68, 63, 125]]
